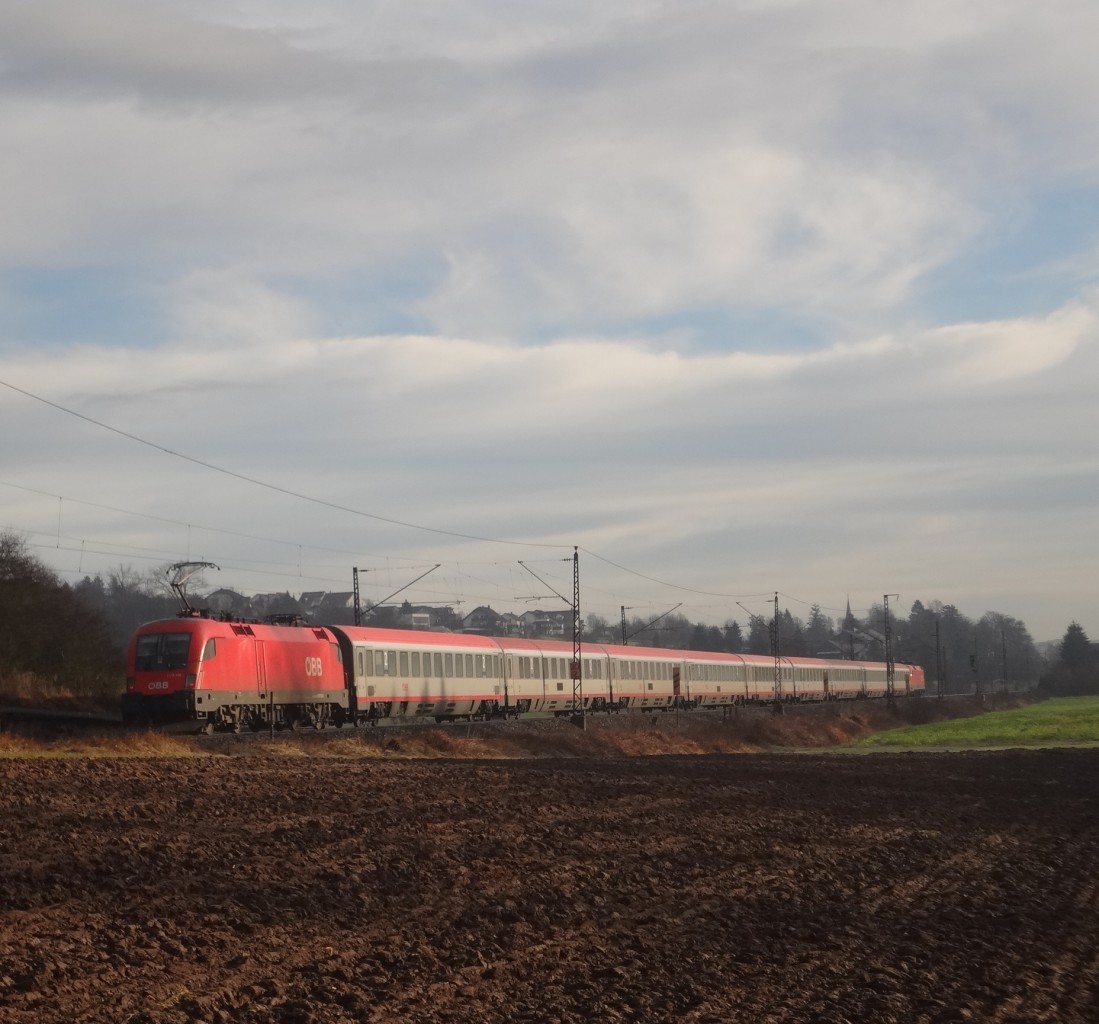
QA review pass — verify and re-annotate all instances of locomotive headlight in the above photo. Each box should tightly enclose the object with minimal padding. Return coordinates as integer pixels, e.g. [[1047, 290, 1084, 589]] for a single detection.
[[185, 674, 197, 689]]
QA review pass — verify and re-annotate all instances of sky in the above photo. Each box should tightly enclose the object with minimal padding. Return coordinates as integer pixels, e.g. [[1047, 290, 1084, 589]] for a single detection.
[[2, 0, 1099, 643]]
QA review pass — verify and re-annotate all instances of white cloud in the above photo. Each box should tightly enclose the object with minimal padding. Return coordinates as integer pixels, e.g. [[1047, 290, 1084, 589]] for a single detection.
[[4, 2, 1099, 641], [5, 0, 1098, 336]]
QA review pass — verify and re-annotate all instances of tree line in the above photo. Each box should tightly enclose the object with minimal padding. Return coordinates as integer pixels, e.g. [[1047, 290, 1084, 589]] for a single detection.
[[1, 529, 1096, 703], [609, 599, 1052, 695]]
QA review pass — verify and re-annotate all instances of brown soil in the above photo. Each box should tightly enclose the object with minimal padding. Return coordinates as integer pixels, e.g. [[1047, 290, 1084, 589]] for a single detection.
[[2, 746, 1097, 1023]]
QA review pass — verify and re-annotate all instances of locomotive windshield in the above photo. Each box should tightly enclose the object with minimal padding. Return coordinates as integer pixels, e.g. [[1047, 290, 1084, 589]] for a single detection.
[[134, 632, 192, 671]]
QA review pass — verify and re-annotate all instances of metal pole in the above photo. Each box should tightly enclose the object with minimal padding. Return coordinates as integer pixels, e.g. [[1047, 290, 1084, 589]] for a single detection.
[[935, 618, 944, 699], [772, 592, 783, 713], [884, 594, 898, 708], [571, 547, 585, 729]]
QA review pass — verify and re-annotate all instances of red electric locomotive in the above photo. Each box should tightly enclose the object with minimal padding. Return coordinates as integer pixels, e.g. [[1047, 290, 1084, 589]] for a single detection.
[[123, 614, 348, 733]]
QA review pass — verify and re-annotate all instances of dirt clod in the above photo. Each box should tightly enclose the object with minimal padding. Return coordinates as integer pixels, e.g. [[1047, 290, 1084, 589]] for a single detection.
[[1, 748, 1097, 1022]]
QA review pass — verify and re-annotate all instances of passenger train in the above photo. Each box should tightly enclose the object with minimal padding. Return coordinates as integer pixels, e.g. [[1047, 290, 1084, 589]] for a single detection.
[[122, 612, 925, 732]]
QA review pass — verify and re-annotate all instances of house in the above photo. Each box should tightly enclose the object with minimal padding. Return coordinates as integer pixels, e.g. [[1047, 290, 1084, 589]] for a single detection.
[[462, 605, 501, 635], [521, 609, 571, 638], [205, 588, 247, 614]]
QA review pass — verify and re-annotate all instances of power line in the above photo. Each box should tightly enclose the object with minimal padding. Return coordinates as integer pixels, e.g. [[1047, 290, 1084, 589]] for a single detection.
[[0, 377, 563, 550], [3, 378, 890, 618], [0, 478, 365, 557], [579, 546, 774, 600]]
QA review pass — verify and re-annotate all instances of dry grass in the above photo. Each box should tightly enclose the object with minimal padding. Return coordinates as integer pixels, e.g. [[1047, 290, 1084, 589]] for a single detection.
[[0, 669, 120, 714], [0, 730, 203, 760], [0, 670, 75, 703], [1, 695, 1035, 761]]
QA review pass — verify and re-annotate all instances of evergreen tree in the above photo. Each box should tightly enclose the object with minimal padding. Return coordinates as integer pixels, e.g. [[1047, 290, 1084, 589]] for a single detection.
[[804, 605, 834, 657], [1046, 621, 1096, 695], [745, 615, 772, 655], [779, 609, 806, 656], [1060, 621, 1092, 668]]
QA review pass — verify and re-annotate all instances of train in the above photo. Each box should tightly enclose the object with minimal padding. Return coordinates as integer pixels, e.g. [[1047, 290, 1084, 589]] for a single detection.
[[122, 612, 926, 732]]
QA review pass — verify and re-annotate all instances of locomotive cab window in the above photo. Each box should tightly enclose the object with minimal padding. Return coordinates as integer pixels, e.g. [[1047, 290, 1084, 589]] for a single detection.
[[134, 633, 192, 671], [201, 638, 217, 661]]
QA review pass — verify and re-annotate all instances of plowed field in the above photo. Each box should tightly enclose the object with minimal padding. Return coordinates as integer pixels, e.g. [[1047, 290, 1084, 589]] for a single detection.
[[2, 748, 1098, 1023]]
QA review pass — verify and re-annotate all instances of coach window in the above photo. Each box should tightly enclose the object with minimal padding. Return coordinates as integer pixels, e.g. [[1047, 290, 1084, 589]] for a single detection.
[[446, 653, 455, 677], [475, 655, 485, 678], [387, 651, 398, 677], [363, 651, 373, 677], [399, 652, 409, 676], [465, 654, 474, 677], [410, 652, 420, 676]]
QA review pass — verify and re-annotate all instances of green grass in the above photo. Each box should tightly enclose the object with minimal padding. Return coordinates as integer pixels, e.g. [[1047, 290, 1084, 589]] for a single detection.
[[855, 696, 1099, 749]]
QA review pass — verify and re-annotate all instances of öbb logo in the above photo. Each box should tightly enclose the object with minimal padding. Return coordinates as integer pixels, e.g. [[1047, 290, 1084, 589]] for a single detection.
[[304, 657, 324, 677]]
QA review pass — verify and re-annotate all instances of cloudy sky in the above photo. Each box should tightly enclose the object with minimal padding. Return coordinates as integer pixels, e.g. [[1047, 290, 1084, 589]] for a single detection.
[[2, 0, 1098, 642]]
